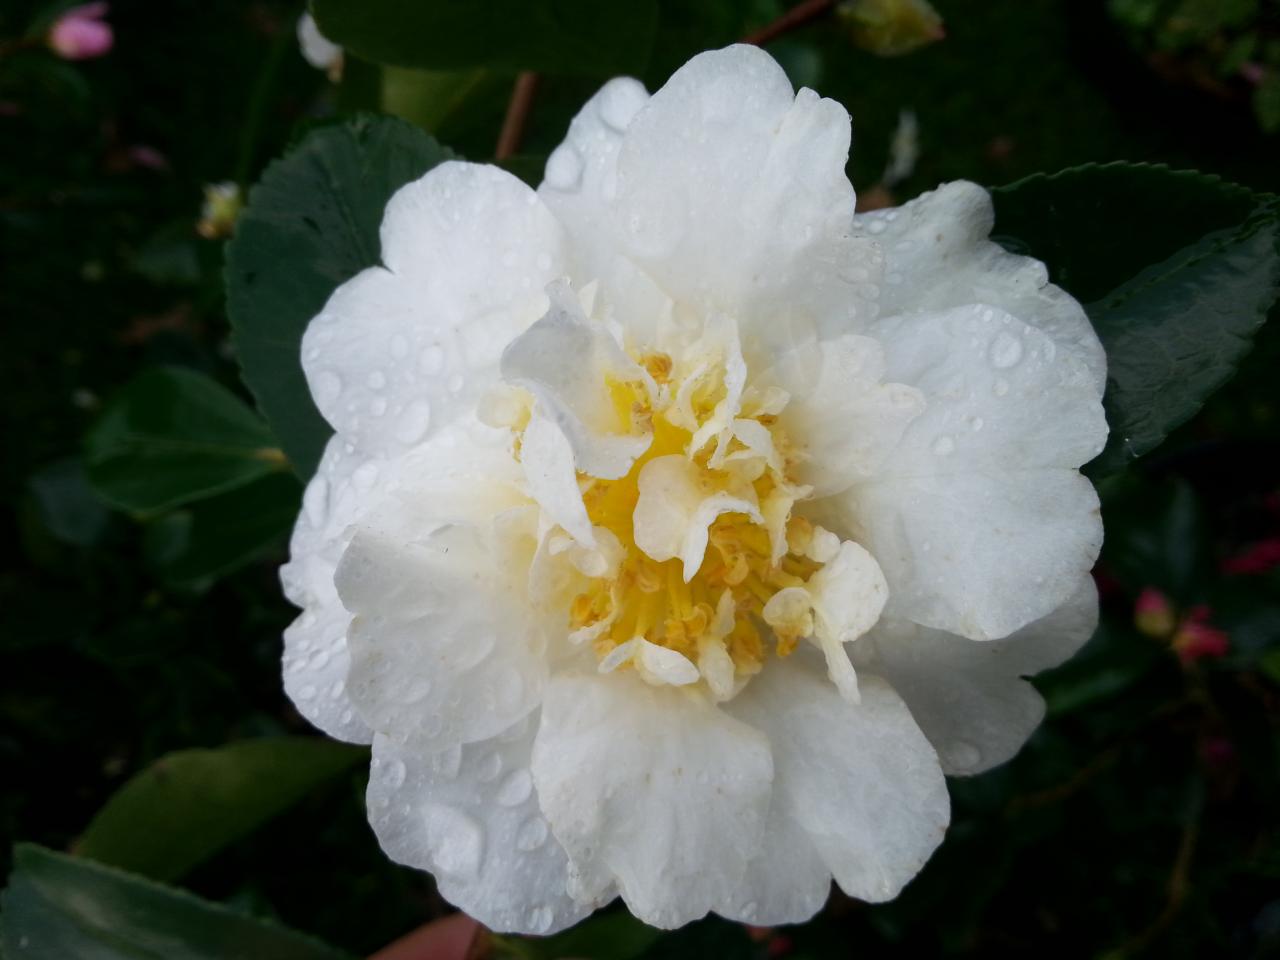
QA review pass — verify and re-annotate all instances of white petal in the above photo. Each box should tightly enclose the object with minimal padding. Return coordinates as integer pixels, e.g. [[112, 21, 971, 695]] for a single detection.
[[500, 280, 652, 480], [297, 12, 341, 70], [366, 714, 604, 935], [536, 78, 673, 345], [301, 162, 564, 456], [727, 658, 949, 903], [869, 305, 1108, 476], [835, 469, 1101, 642], [280, 435, 381, 743], [854, 180, 1106, 391], [531, 673, 772, 928], [806, 541, 889, 702], [823, 302, 1106, 640], [610, 46, 878, 355], [333, 424, 545, 750], [520, 411, 595, 546], [719, 802, 831, 926], [632, 455, 761, 580], [778, 335, 925, 497], [860, 576, 1098, 775]]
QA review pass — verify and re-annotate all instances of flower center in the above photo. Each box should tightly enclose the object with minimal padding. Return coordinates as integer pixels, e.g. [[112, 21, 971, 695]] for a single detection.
[[535, 345, 843, 700]]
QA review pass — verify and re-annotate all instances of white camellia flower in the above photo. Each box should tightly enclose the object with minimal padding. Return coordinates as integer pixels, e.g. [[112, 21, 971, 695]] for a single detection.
[[281, 45, 1106, 933]]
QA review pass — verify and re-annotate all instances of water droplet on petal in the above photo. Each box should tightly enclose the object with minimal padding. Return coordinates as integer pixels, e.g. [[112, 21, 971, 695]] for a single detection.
[[516, 816, 549, 851], [475, 751, 503, 784], [316, 371, 342, 403], [993, 377, 1010, 397], [302, 476, 329, 526], [931, 435, 955, 456], [428, 743, 462, 780], [598, 78, 645, 131], [420, 345, 445, 375], [367, 370, 386, 390], [385, 758, 407, 788], [970, 416, 984, 432], [989, 330, 1023, 369], [945, 740, 982, 770], [423, 803, 484, 878], [527, 905, 554, 934], [496, 768, 533, 807], [353, 463, 380, 490], [394, 399, 431, 445]]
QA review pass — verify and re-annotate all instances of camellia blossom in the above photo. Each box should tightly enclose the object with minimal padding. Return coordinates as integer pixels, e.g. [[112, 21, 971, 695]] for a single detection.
[[282, 46, 1107, 932], [47, 2, 113, 61]]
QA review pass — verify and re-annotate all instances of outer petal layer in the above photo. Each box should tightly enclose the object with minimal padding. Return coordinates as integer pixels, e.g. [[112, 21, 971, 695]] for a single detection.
[[827, 303, 1106, 640], [280, 435, 381, 743], [367, 714, 601, 934], [853, 180, 1106, 391], [728, 657, 949, 904], [335, 421, 547, 751], [302, 162, 565, 456], [859, 576, 1099, 775], [531, 674, 773, 928]]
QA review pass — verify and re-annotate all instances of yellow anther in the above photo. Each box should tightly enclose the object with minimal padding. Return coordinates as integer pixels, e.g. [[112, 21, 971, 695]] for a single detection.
[[641, 352, 673, 383]]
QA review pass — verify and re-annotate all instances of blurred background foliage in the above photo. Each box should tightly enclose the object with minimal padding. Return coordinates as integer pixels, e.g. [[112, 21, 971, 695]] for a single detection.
[[1, 0, 1279, 958]]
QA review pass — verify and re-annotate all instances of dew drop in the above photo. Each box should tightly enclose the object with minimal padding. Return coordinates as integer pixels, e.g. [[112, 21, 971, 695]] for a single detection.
[[989, 330, 1024, 369], [329, 679, 345, 700], [367, 370, 386, 390], [993, 377, 1010, 397], [447, 373, 465, 394], [298, 684, 316, 700], [420, 345, 446, 375], [475, 751, 503, 783], [496, 769, 534, 807], [394, 399, 432, 445], [516, 816, 549, 851], [353, 462, 380, 490], [423, 803, 484, 878], [945, 740, 982, 770], [527, 905, 554, 934], [970, 416, 985, 432], [370, 397, 387, 417], [316, 371, 342, 403], [931, 435, 955, 456], [866, 218, 886, 235], [598, 78, 645, 131], [544, 144, 583, 191], [428, 744, 462, 780], [385, 758, 407, 788], [302, 476, 329, 526]]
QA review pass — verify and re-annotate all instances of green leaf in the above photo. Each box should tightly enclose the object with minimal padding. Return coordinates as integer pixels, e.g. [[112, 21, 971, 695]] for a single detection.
[[225, 115, 454, 480], [0, 844, 355, 960], [145, 472, 302, 585], [84, 367, 286, 513], [992, 164, 1280, 477], [311, 0, 659, 76], [76, 738, 365, 883]]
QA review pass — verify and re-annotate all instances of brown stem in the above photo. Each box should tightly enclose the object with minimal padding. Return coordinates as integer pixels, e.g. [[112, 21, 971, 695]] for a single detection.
[[741, 0, 836, 46], [495, 71, 539, 161]]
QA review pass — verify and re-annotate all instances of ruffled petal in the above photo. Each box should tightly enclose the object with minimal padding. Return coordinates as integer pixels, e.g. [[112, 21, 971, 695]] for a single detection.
[[366, 713, 604, 935], [280, 435, 382, 743], [531, 673, 773, 929], [334, 421, 547, 750], [777, 334, 924, 497], [536, 78, 673, 344], [302, 162, 565, 456], [727, 656, 949, 904], [823, 303, 1106, 640], [859, 576, 1098, 775], [500, 280, 652, 480], [853, 180, 1105, 391], [609, 46, 879, 354]]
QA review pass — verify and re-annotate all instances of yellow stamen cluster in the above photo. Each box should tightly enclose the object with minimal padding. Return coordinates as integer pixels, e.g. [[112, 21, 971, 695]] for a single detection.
[[563, 352, 824, 684]]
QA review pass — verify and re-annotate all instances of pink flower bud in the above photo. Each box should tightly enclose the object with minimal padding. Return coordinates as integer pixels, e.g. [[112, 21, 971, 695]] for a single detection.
[[1134, 587, 1175, 638], [48, 3, 113, 61], [1173, 620, 1230, 664]]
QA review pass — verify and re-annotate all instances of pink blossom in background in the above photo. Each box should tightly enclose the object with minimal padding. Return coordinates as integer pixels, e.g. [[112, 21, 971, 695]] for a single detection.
[[48, 2, 113, 61], [1134, 587, 1175, 638], [1222, 537, 1280, 576]]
